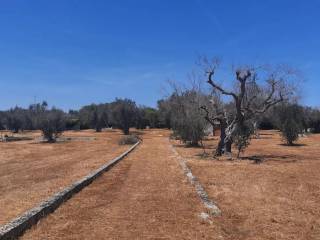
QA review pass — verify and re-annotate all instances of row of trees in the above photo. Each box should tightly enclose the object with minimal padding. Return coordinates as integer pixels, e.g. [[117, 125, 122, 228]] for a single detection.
[[1, 94, 319, 147], [0, 102, 66, 142], [259, 104, 320, 132], [0, 99, 161, 142], [75, 99, 160, 134], [1, 60, 319, 151]]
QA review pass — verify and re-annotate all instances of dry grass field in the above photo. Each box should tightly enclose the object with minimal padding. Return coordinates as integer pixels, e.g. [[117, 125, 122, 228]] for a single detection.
[[173, 130, 320, 240], [0, 129, 131, 225], [22, 129, 222, 240], [1, 129, 320, 239]]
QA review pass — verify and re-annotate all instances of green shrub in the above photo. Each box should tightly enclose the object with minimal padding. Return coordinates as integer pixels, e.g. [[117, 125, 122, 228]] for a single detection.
[[170, 90, 207, 146], [39, 109, 65, 142], [233, 122, 254, 158], [281, 119, 302, 145], [111, 99, 138, 135]]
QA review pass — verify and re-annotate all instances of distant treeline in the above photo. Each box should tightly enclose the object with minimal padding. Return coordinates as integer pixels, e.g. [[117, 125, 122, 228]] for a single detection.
[[0, 99, 161, 135], [0, 96, 319, 137], [257, 104, 320, 133]]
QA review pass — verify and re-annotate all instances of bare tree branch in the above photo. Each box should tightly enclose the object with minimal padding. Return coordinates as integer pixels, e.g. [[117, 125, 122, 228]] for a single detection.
[[207, 70, 238, 101], [200, 105, 222, 125]]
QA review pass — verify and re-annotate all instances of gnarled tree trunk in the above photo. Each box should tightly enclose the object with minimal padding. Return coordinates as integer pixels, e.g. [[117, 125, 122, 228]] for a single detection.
[[215, 118, 227, 156]]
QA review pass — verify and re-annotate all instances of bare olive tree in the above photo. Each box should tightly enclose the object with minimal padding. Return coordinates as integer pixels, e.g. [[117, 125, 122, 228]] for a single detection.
[[200, 58, 299, 157]]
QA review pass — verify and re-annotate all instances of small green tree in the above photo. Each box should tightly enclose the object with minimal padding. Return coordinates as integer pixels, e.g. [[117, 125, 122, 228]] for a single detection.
[[169, 90, 208, 146], [281, 118, 301, 145], [78, 104, 109, 131], [110, 98, 138, 135], [135, 107, 159, 129], [39, 108, 66, 142], [5, 107, 24, 133], [157, 99, 172, 129], [233, 122, 254, 158], [276, 104, 304, 146]]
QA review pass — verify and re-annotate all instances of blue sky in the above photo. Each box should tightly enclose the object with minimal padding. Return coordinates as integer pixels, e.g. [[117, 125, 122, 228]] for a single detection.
[[0, 0, 319, 110]]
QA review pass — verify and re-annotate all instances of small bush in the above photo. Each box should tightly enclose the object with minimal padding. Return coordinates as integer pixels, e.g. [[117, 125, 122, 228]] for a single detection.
[[281, 119, 302, 145], [233, 122, 254, 158], [170, 90, 207, 146], [118, 135, 139, 145], [39, 109, 65, 142]]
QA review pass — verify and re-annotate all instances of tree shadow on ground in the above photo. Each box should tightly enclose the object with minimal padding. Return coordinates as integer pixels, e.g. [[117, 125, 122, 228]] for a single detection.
[[173, 143, 216, 150], [240, 154, 298, 164], [278, 143, 307, 147], [195, 152, 215, 160], [30, 141, 63, 145]]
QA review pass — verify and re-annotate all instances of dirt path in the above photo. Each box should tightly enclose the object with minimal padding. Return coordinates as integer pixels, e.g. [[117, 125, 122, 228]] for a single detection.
[[22, 130, 223, 240]]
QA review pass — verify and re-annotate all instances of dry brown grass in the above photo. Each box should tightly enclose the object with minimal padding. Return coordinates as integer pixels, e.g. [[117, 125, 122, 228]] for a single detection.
[[173, 130, 320, 240], [0, 129, 131, 225], [22, 129, 223, 240], [3, 129, 320, 239]]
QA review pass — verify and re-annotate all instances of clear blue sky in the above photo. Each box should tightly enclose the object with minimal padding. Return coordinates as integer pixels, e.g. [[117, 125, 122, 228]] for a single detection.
[[0, 0, 319, 110]]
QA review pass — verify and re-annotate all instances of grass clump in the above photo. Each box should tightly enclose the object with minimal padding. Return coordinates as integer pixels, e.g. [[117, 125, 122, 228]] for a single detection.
[[118, 135, 139, 145]]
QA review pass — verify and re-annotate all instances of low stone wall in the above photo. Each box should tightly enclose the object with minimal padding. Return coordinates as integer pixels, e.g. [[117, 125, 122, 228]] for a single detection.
[[169, 141, 221, 217], [0, 141, 140, 240]]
